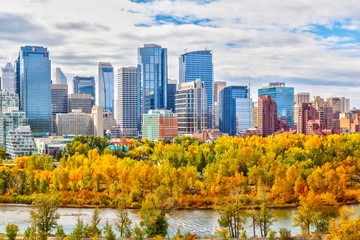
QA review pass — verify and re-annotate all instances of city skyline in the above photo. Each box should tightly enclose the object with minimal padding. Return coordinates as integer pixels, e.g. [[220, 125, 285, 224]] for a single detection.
[[1, 0, 360, 106]]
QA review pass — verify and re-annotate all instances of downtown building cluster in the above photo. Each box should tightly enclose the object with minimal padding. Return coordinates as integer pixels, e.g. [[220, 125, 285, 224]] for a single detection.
[[0, 44, 356, 158]]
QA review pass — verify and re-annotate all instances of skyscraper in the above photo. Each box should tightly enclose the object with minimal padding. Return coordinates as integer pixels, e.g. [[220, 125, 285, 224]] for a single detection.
[[98, 62, 114, 114], [14, 56, 20, 102], [51, 84, 68, 134], [137, 44, 168, 129], [179, 50, 214, 128], [167, 79, 177, 113], [258, 82, 294, 128], [294, 92, 310, 105], [117, 67, 138, 138], [214, 81, 227, 128], [258, 95, 277, 137], [53, 67, 67, 84], [20, 46, 51, 134], [1, 63, 15, 92], [73, 76, 95, 101], [219, 86, 252, 136]]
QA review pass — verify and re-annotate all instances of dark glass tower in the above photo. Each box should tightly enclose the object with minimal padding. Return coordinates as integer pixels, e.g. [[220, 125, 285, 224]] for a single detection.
[[179, 50, 214, 128], [73, 76, 95, 104], [98, 62, 114, 114], [20, 46, 51, 134], [137, 44, 168, 130]]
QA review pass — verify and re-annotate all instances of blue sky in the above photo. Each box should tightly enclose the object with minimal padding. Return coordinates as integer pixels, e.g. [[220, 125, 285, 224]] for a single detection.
[[1, 0, 360, 106]]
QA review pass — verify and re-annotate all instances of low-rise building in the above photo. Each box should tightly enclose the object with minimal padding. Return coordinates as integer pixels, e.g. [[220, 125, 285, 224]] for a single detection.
[[7, 125, 37, 159], [142, 109, 178, 142], [56, 111, 93, 136]]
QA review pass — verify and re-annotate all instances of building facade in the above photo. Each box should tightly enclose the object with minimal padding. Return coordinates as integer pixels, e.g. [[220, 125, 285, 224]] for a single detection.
[[51, 84, 68, 134], [294, 92, 310, 105], [258, 82, 294, 128], [73, 76, 95, 101], [117, 67, 138, 138], [20, 46, 51, 134], [167, 79, 177, 113], [137, 44, 168, 129], [92, 105, 104, 138], [56, 112, 93, 136], [53, 67, 67, 84], [7, 125, 37, 159], [175, 79, 207, 135], [68, 94, 93, 114], [214, 81, 227, 128], [179, 50, 214, 128], [142, 109, 178, 142], [98, 62, 114, 114], [312, 96, 334, 130], [258, 95, 277, 137], [219, 86, 252, 136], [1, 63, 15, 92]]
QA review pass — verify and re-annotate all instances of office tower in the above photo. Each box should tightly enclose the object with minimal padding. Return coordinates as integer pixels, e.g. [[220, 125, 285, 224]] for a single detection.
[[0, 90, 28, 149], [68, 94, 93, 114], [312, 96, 334, 129], [73, 76, 95, 101], [219, 86, 252, 136], [258, 95, 277, 137], [1, 63, 15, 92], [6, 125, 37, 159], [214, 81, 227, 128], [137, 44, 168, 128], [253, 102, 258, 128], [92, 105, 104, 138], [327, 97, 342, 120], [98, 62, 114, 114], [56, 111, 93, 136], [142, 109, 178, 141], [53, 67, 67, 84], [14, 56, 20, 102], [294, 92, 310, 105], [258, 82, 294, 128], [51, 84, 68, 134], [175, 79, 207, 135], [341, 97, 350, 113], [167, 79, 177, 112], [20, 46, 51, 134], [179, 50, 214, 128], [117, 67, 138, 138], [297, 103, 319, 135]]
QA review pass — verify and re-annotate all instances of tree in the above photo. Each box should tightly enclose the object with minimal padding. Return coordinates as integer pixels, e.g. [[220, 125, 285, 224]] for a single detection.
[[103, 220, 116, 240], [55, 226, 66, 240], [292, 204, 314, 236], [246, 209, 259, 238], [115, 199, 132, 237], [257, 203, 275, 237], [217, 198, 246, 238], [326, 206, 360, 240], [6, 224, 19, 240], [30, 193, 61, 239], [89, 207, 101, 236], [140, 197, 168, 237]]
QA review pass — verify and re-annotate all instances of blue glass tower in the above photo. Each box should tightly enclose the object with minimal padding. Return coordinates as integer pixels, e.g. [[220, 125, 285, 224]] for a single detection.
[[73, 76, 95, 99], [219, 86, 252, 136], [258, 82, 294, 128], [167, 80, 177, 112], [14, 56, 20, 107], [137, 44, 168, 128], [179, 50, 213, 128], [20, 46, 51, 134], [98, 62, 114, 114]]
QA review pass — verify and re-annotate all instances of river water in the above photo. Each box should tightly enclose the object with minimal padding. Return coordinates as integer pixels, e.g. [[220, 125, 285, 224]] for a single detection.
[[0, 204, 358, 237]]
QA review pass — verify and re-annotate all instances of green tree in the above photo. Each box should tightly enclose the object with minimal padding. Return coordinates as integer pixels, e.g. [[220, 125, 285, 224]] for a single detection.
[[89, 207, 102, 236], [30, 193, 61, 239], [6, 224, 19, 240], [115, 199, 132, 237], [292, 204, 313, 236], [103, 220, 116, 240], [246, 209, 259, 238], [257, 203, 276, 237], [217, 199, 246, 238]]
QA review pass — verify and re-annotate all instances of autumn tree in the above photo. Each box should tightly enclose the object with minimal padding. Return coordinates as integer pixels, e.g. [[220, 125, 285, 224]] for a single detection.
[[115, 199, 132, 237], [326, 206, 360, 240], [6, 224, 19, 240], [257, 203, 275, 237], [217, 197, 246, 238]]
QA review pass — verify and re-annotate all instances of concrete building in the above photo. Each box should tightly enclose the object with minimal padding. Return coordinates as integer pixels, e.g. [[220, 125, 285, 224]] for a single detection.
[[7, 125, 37, 159], [68, 94, 93, 114], [175, 79, 207, 135], [214, 81, 227, 128], [56, 111, 93, 136], [53, 67, 67, 85], [117, 67, 138, 138], [253, 102, 258, 128], [51, 84, 68, 134], [1, 63, 15, 92], [297, 103, 319, 135], [92, 105, 104, 138], [341, 97, 350, 113], [258, 95, 277, 137], [103, 111, 116, 136], [142, 109, 178, 142], [312, 96, 334, 130], [294, 92, 310, 105]]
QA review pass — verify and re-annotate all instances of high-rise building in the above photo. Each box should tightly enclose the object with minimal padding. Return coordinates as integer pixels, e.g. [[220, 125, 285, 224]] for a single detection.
[[219, 86, 252, 136], [53, 67, 67, 84], [137, 44, 168, 129], [20, 46, 51, 134], [258, 95, 277, 137], [175, 79, 207, 135], [14, 56, 20, 104], [327, 97, 342, 120], [142, 109, 178, 142], [258, 82, 294, 128], [6, 125, 37, 159], [253, 102, 258, 128], [92, 105, 104, 138], [51, 84, 68, 134], [297, 103, 319, 135], [68, 94, 93, 114], [341, 97, 350, 113], [167, 79, 177, 112], [117, 67, 138, 138], [294, 92, 310, 105], [56, 111, 93, 136], [73, 76, 95, 101], [1, 63, 15, 92], [214, 81, 227, 128], [98, 62, 114, 114], [179, 50, 214, 128], [312, 96, 334, 130]]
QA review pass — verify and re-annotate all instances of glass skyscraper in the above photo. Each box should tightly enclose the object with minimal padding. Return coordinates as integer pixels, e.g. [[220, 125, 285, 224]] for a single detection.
[[219, 86, 252, 136], [258, 82, 294, 128], [73, 76, 95, 102], [137, 44, 168, 130], [98, 62, 114, 114], [167, 80, 177, 113], [20, 46, 51, 134], [179, 50, 214, 128]]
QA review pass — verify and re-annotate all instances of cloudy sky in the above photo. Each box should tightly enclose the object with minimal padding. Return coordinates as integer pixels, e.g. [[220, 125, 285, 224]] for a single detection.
[[1, 0, 360, 106]]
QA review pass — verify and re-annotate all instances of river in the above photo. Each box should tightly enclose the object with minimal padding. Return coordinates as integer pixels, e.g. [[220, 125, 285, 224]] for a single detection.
[[0, 204, 358, 237]]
